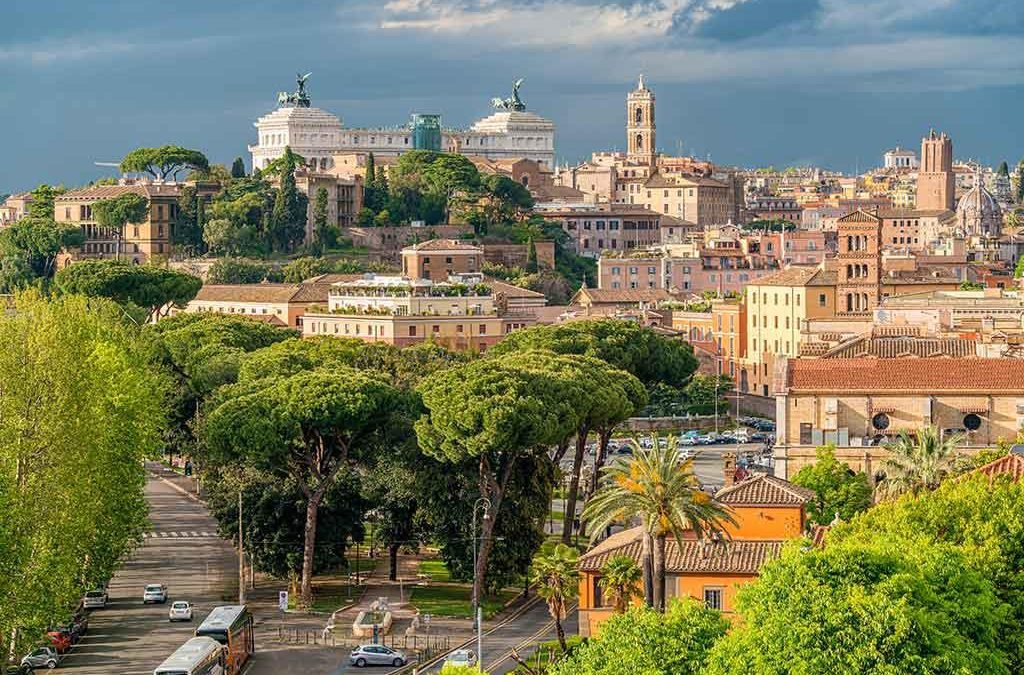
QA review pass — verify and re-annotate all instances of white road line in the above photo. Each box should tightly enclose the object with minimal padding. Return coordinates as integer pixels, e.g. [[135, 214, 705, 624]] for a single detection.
[[159, 531, 168, 537], [190, 531, 199, 537]]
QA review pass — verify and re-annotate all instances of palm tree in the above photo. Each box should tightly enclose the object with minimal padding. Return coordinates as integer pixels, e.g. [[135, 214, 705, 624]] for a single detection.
[[583, 440, 735, 611], [877, 425, 963, 500], [599, 554, 642, 613], [531, 543, 579, 652]]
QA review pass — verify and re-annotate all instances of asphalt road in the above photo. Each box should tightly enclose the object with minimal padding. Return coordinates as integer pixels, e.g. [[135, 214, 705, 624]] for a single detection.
[[59, 466, 238, 675]]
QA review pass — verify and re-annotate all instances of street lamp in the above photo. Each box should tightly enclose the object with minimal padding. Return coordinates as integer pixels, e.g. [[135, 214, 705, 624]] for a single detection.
[[471, 497, 491, 665]]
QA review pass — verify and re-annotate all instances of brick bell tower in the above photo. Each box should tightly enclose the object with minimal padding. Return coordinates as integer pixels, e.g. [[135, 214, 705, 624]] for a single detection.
[[627, 75, 656, 168]]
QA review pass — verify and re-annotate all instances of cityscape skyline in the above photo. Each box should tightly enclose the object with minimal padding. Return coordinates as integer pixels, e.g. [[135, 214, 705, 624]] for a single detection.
[[3, 0, 1024, 192]]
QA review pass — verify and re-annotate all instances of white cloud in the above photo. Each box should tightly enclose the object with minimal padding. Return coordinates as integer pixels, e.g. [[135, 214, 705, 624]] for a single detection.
[[0, 34, 232, 67]]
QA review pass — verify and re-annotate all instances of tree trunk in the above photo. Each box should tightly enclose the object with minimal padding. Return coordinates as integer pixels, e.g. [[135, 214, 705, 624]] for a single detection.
[[590, 428, 614, 495], [554, 616, 568, 652], [388, 544, 399, 582], [561, 426, 589, 544], [641, 530, 654, 607], [300, 490, 324, 607], [653, 534, 667, 612]]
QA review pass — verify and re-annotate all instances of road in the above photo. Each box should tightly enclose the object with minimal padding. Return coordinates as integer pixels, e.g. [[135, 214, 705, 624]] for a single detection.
[[60, 465, 238, 675]]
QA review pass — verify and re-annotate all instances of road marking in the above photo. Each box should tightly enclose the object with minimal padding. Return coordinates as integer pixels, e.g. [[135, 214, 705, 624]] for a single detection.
[[484, 602, 578, 672], [144, 531, 219, 539]]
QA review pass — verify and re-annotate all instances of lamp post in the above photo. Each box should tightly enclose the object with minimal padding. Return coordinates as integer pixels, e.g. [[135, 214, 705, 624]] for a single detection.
[[471, 497, 491, 665]]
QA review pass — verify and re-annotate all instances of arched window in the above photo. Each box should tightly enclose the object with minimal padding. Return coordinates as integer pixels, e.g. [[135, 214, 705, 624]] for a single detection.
[[635, 134, 643, 151], [521, 175, 530, 187], [846, 293, 853, 312], [635, 107, 643, 123]]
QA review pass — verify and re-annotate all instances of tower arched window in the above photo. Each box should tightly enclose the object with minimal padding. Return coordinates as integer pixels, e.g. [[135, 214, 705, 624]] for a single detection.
[[636, 134, 643, 151], [635, 107, 643, 124]]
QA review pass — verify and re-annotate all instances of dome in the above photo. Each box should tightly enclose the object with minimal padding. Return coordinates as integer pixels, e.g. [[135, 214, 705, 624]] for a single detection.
[[956, 178, 1002, 237]]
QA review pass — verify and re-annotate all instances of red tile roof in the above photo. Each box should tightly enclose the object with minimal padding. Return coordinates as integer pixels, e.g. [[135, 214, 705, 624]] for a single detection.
[[971, 453, 1024, 483], [58, 184, 181, 200], [579, 526, 783, 574], [715, 474, 815, 506], [403, 238, 482, 252], [783, 358, 1024, 393]]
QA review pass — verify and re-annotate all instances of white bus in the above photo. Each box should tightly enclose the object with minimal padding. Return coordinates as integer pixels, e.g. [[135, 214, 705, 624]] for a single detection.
[[154, 636, 226, 675]]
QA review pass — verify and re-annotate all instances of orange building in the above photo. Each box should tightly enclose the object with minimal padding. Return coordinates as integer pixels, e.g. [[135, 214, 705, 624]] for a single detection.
[[576, 474, 813, 636], [401, 239, 483, 281]]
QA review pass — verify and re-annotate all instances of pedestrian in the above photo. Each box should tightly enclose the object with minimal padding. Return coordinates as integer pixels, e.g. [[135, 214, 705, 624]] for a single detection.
[[184, 459, 193, 476]]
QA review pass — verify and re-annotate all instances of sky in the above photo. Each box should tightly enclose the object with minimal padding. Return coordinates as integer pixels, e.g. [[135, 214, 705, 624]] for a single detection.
[[3, 0, 1024, 193]]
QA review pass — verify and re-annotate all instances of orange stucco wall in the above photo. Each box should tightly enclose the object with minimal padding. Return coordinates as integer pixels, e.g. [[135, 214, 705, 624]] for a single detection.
[[723, 505, 804, 540]]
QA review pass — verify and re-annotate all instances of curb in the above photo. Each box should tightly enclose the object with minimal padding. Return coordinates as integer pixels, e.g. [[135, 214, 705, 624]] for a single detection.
[[147, 468, 206, 506]]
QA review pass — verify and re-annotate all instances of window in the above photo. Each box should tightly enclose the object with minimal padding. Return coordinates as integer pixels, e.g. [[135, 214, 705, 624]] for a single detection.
[[432, 325, 439, 333], [963, 413, 982, 431], [800, 423, 813, 445], [594, 578, 605, 607], [479, 324, 487, 335], [445, 257, 452, 264], [648, 266, 657, 274], [457, 324, 464, 333], [818, 293, 827, 307], [409, 326, 417, 337], [612, 267, 621, 275], [703, 587, 723, 611]]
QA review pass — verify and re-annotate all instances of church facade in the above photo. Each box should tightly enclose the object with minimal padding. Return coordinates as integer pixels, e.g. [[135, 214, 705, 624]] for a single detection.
[[249, 76, 555, 172]]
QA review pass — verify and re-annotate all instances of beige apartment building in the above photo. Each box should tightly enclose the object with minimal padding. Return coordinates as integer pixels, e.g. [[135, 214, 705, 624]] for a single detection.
[[538, 204, 662, 257], [292, 169, 362, 232], [183, 282, 333, 328], [54, 184, 180, 265], [773, 357, 1024, 478], [401, 239, 484, 281]]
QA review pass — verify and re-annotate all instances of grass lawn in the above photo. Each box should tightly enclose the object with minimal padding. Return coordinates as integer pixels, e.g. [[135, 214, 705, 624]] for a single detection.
[[287, 586, 357, 613], [418, 558, 451, 582], [409, 585, 515, 619], [512, 637, 584, 672], [548, 509, 564, 521]]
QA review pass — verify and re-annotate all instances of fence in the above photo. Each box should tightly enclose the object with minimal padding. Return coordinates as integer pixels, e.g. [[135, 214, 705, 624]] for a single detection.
[[275, 626, 451, 657]]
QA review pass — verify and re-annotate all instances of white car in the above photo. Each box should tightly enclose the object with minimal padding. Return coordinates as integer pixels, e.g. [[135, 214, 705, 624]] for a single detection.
[[83, 589, 108, 609], [168, 600, 193, 621], [445, 649, 478, 667], [143, 583, 168, 604]]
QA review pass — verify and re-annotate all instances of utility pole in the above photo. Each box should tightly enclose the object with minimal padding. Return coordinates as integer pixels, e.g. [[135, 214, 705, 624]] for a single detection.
[[238, 489, 246, 605]]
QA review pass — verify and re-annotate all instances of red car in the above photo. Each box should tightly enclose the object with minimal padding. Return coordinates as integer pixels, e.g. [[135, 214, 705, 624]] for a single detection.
[[46, 630, 71, 654]]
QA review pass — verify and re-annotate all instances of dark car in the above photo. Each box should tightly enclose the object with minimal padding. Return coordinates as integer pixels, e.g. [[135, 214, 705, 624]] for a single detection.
[[4, 665, 31, 675]]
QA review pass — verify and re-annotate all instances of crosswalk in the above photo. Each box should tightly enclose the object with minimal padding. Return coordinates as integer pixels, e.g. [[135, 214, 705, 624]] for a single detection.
[[143, 531, 219, 539]]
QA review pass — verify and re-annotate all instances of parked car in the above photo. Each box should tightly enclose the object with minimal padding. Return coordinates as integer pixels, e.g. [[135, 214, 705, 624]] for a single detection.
[[4, 665, 32, 675], [21, 647, 61, 670], [730, 429, 750, 443], [349, 645, 407, 668], [45, 631, 70, 654], [678, 435, 697, 446], [445, 649, 477, 667], [52, 622, 81, 646], [677, 448, 692, 462], [143, 584, 168, 604], [696, 433, 716, 445], [82, 589, 107, 610], [168, 601, 193, 622]]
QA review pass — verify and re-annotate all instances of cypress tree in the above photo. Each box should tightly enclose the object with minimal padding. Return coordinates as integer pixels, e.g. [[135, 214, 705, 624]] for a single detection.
[[272, 147, 303, 252], [231, 157, 246, 179], [312, 187, 329, 255], [195, 196, 205, 252], [364, 153, 379, 212], [526, 237, 539, 273], [1017, 160, 1024, 204], [998, 160, 1009, 177]]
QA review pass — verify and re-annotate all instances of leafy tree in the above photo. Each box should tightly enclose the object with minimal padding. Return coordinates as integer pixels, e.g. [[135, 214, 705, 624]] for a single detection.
[[207, 257, 272, 284], [120, 145, 209, 180], [876, 426, 962, 500], [998, 160, 1010, 177], [704, 541, 1010, 674], [282, 256, 329, 283], [269, 147, 308, 253], [374, 209, 392, 227], [683, 374, 732, 415], [1016, 160, 1024, 204], [231, 157, 247, 179], [550, 598, 728, 675], [0, 216, 84, 279], [202, 368, 399, 605], [54, 260, 202, 321], [312, 187, 330, 254], [363, 153, 384, 213], [355, 207, 375, 228], [415, 356, 578, 600], [531, 544, 579, 652], [584, 444, 734, 610], [0, 292, 165, 655], [440, 665, 486, 675], [959, 280, 985, 290], [187, 164, 232, 182], [790, 445, 871, 525], [1015, 255, 1024, 279], [93, 192, 150, 256], [525, 237, 538, 273], [27, 184, 66, 219], [174, 186, 205, 252], [599, 555, 642, 614]]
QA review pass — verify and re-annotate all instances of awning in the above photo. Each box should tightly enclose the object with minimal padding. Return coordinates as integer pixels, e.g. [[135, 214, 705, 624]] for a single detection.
[[938, 397, 990, 414]]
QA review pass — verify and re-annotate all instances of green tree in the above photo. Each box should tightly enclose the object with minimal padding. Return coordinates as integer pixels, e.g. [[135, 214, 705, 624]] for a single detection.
[[584, 444, 735, 610], [704, 541, 1009, 674], [531, 544, 579, 652], [202, 368, 399, 605], [960, 280, 985, 290], [207, 257, 271, 284], [876, 425, 962, 500], [363, 153, 383, 213], [270, 147, 308, 253], [998, 160, 1010, 177], [120, 145, 209, 180], [174, 186, 205, 252], [355, 207, 375, 228], [598, 555, 642, 614], [283, 256, 329, 283], [1017, 160, 1024, 204], [1015, 255, 1024, 279], [312, 187, 330, 254], [550, 598, 728, 675], [0, 216, 84, 279], [54, 260, 202, 321], [415, 356, 578, 601], [374, 209, 392, 227], [790, 445, 872, 526], [93, 192, 150, 257], [231, 157, 247, 179], [525, 237, 538, 273], [27, 184, 66, 219], [683, 374, 732, 415]]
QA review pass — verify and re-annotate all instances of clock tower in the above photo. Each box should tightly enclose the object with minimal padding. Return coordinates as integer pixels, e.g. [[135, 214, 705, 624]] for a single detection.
[[627, 75, 656, 167]]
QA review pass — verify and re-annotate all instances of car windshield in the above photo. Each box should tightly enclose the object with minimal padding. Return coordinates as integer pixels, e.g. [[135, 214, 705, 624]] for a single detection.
[[146, 585, 163, 591], [85, 591, 104, 598], [172, 602, 188, 609]]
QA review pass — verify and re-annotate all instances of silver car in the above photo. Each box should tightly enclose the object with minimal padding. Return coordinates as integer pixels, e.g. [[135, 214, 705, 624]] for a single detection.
[[21, 646, 61, 669], [168, 601, 193, 621], [143, 584, 167, 604], [445, 649, 477, 667], [349, 644, 407, 668], [83, 589, 107, 609]]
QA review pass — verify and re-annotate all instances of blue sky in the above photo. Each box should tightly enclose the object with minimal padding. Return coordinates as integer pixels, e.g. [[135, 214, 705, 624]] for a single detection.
[[3, 0, 1023, 193]]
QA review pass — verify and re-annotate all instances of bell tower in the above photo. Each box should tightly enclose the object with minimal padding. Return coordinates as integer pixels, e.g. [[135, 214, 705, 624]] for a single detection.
[[627, 75, 656, 167]]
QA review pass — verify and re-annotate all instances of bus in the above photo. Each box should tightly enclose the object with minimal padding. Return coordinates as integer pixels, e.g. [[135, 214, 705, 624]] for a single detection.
[[194, 605, 254, 675], [154, 637, 225, 675]]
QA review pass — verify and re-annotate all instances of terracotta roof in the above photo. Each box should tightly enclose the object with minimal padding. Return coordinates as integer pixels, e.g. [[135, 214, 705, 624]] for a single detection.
[[877, 208, 955, 218], [784, 357, 1024, 393], [971, 453, 1024, 483], [749, 266, 836, 287], [579, 526, 783, 575], [823, 335, 977, 359], [573, 288, 675, 305], [301, 273, 365, 284], [58, 184, 181, 200], [714, 474, 814, 507], [192, 283, 327, 304], [837, 209, 881, 223], [486, 278, 546, 299], [403, 238, 481, 252], [530, 185, 586, 201]]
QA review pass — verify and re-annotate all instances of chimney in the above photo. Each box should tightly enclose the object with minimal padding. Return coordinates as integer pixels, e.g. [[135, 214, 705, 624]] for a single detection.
[[722, 452, 738, 488]]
